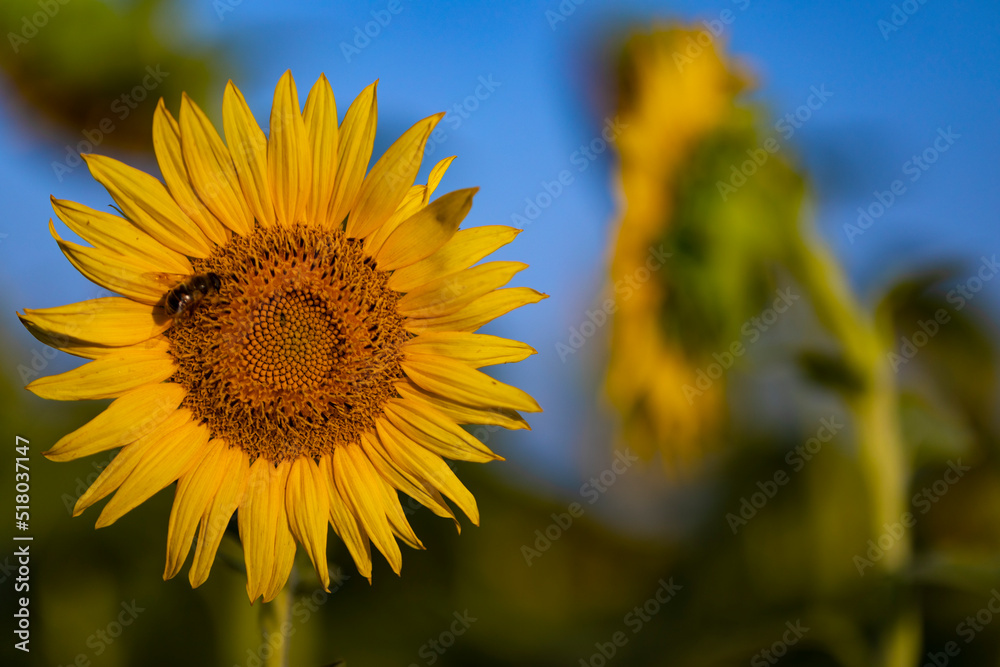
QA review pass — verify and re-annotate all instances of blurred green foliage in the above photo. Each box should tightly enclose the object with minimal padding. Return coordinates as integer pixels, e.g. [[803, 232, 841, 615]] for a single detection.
[[0, 0, 218, 151], [658, 106, 804, 360]]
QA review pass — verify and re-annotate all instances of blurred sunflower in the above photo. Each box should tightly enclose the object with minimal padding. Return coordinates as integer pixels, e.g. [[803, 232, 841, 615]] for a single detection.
[[607, 28, 803, 468], [607, 28, 741, 467], [20, 71, 544, 603]]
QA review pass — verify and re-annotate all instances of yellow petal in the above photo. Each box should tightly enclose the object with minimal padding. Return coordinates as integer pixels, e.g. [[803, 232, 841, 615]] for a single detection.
[[54, 229, 178, 305], [152, 100, 230, 245], [190, 444, 249, 588], [376, 418, 479, 525], [268, 71, 311, 228], [375, 188, 477, 270], [263, 521, 299, 603], [239, 458, 271, 601], [304, 74, 339, 227], [355, 435, 423, 550], [18, 328, 105, 359], [239, 459, 296, 603], [362, 185, 427, 258], [396, 381, 530, 430], [360, 152, 453, 255], [26, 342, 175, 401], [319, 455, 373, 581], [378, 484, 423, 550], [426, 156, 456, 200], [51, 197, 191, 275], [23, 323, 163, 362], [20, 297, 168, 348], [50, 220, 178, 305], [333, 445, 402, 575], [83, 154, 212, 257], [328, 81, 377, 227], [402, 353, 541, 413], [404, 287, 547, 334], [164, 441, 228, 580], [19, 306, 165, 361], [18, 334, 106, 360], [402, 332, 536, 367], [384, 399, 500, 463], [44, 383, 186, 462], [359, 431, 458, 526], [72, 409, 192, 517], [223, 81, 276, 227], [286, 458, 331, 590], [347, 112, 444, 239], [388, 225, 520, 292], [397, 261, 527, 319], [179, 93, 254, 236], [96, 417, 208, 528]]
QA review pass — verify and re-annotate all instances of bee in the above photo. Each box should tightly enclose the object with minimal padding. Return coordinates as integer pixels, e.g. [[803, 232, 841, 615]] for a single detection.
[[164, 273, 222, 318]]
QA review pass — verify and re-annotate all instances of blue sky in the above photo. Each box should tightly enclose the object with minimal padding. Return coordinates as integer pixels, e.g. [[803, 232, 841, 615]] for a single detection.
[[3, 0, 998, 501]]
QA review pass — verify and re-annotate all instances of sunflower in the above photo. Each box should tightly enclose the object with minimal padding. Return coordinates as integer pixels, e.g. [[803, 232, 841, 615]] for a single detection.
[[20, 71, 544, 603], [608, 28, 809, 470], [606, 28, 741, 467]]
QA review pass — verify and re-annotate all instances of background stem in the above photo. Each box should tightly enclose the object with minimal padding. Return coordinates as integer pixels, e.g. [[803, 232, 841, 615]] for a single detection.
[[261, 570, 296, 667], [791, 232, 915, 664]]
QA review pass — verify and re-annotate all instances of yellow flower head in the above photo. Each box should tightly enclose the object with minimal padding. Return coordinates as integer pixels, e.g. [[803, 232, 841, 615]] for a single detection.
[[607, 27, 754, 468], [20, 71, 544, 602]]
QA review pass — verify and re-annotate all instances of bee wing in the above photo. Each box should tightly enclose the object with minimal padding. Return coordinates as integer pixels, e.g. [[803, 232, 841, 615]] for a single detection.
[[144, 271, 190, 287]]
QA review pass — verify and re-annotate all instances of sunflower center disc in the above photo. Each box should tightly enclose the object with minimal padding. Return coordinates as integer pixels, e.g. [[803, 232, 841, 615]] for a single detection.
[[165, 224, 409, 463], [245, 290, 343, 389]]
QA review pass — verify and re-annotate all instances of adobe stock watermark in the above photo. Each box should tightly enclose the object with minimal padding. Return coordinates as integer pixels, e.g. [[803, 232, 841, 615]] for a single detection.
[[842, 126, 960, 244], [424, 75, 501, 158], [56, 381, 187, 515], [339, 0, 405, 63], [672, 0, 752, 72], [213, 0, 243, 20], [407, 610, 477, 667], [54, 600, 145, 667], [854, 459, 970, 575], [521, 449, 639, 566], [7, 0, 71, 53], [682, 287, 800, 404], [0, 554, 15, 585], [578, 578, 682, 667], [50, 65, 171, 182], [878, 0, 931, 40], [60, 451, 115, 516], [726, 416, 844, 534], [888, 254, 999, 371], [750, 620, 810, 666], [399, 417, 512, 519], [555, 244, 672, 362], [19, 283, 109, 384], [19, 339, 68, 385], [717, 85, 833, 201], [919, 588, 1000, 667], [545, 0, 587, 30], [237, 570, 350, 667], [509, 116, 627, 228]]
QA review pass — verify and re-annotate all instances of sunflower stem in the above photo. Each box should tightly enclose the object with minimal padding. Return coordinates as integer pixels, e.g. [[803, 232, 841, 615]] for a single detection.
[[260, 568, 297, 667], [790, 232, 916, 665]]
